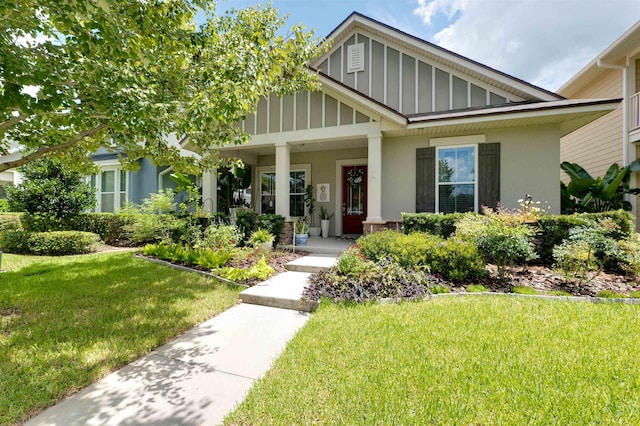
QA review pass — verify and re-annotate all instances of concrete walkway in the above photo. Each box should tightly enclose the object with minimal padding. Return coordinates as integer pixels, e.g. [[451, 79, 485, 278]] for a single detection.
[[26, 254, 337, 426]]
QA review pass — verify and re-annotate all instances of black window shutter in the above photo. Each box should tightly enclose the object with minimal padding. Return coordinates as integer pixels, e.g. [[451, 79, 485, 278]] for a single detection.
[[478, 142, 500, 211], [416, 147, 435, 212]]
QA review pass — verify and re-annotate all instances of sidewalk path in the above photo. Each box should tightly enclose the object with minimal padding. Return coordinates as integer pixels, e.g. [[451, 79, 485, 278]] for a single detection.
[[26, 303, 310, 426]]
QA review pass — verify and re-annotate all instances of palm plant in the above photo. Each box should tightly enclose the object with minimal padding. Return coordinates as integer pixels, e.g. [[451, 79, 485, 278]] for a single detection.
[[561, 160, 640, 213]]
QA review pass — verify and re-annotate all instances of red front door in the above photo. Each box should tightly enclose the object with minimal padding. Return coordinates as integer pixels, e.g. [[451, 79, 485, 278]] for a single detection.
[[342, 165, 367, 235]]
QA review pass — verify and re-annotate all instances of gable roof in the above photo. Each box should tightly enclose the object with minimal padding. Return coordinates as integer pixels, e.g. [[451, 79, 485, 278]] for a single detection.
[[558, 20, 640, 97], [313, 12, 564, 103]]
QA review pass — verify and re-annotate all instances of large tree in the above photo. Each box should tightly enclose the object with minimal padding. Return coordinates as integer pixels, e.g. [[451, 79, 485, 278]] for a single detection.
[[0, 0, 322, 173]]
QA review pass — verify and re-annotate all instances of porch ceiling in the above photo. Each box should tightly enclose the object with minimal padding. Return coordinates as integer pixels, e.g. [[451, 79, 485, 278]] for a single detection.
[[219, 137, 368, 158]]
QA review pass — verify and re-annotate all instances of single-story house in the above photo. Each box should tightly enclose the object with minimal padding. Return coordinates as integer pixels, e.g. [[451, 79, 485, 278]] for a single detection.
[[558, 19, 640, 226], [195, 12, 619, 239]]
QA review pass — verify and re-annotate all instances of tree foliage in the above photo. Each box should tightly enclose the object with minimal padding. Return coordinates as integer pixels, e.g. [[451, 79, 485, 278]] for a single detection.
[[0, 0, 323, 173], [6, 158, 96, 229], [561, 160, 640, 213]]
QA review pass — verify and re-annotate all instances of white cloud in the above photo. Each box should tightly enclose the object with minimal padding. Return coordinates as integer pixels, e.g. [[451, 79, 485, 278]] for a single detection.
[[413, 0, 640, 91]]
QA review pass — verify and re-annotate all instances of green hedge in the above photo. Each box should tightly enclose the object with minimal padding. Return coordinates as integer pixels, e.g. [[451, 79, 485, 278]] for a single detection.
[[0, 213, 22, 233], [70, 213, 136, 246], [0, 230, 101, 255], [536, 210, 634, 265], [357, 230, 486, 283], [402, 212, 469, 238], [0, 199, 9, 212]]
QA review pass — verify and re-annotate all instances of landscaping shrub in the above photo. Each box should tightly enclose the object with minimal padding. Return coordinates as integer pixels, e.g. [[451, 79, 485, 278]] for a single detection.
[[619, 234, 640, 280], [0, 230, 100, 255], [249, 228, 274, 248], [197, 224, 243, 250], [0, 230, 31, 254], [7, 158, 95, 230], [356, 231, 485, 283], [121, 190, 184, 244], [552, 220, 628, 282], [0, 199, 9, 212], [0, 213, 22, 233], [304, 258, 437, 303], [357, 230, 402, 261], [69, 213, 136, 246], [143, 242, 233, 269], [402, 212, 467, 237], [258, 214, 285, 246], [475, 219, 538, 279], [235, 209, 257, 243], [536, 211, 633, 264], [337, 246, 376, 276]]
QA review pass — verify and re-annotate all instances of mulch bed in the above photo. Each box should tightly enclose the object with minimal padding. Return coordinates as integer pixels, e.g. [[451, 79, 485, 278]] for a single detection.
[[460, 264, 639, 297]]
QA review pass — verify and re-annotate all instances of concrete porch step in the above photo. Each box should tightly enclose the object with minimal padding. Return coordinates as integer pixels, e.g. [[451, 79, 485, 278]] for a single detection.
[[285, 254, 337, 273], [239, 271, 318, 312]]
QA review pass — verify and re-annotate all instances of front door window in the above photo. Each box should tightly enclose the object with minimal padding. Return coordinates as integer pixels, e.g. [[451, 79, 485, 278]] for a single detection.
[[342, 165, 367, 235]]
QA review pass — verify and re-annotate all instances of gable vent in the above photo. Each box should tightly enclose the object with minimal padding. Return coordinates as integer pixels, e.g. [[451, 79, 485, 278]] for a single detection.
[[347, 43, 365, 73]]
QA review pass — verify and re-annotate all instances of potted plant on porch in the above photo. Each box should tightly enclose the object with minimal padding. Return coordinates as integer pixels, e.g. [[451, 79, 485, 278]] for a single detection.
[[305, 184, 321, 237], [320, 206, 334, 238], [294, 217, 310, 245]]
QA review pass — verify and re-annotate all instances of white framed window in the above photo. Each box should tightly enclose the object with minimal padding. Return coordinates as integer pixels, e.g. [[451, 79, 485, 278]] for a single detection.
[[436, 145, 477, 213], [89, 166, 128, 212], [258, 164, 310, 217]]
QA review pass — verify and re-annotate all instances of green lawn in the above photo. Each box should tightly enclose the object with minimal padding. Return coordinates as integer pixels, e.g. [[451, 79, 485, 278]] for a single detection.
[[226, 297, 640, 425], [0, 252, 240, 425]]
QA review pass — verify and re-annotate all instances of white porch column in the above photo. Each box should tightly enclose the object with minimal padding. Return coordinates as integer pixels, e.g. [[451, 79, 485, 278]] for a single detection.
[[366, 132, 383, 223], [275, 142, 291, 219], [201, 169, 217, 214]]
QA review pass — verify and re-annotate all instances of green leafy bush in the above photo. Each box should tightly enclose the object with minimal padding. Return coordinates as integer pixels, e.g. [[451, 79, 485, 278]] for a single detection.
[[249, 229, 274, 248], [7, 158, 96, 230], [120, 190, 184, 244], [0, 214, 22, 233], [143, 242, 233, 269], [69, 213, 136, 246], [337, 246, 376, 276], [0, 230, 32, 254], [0, 230, 100, 255], [476, 219, 538, 279], [356, 231, 485, 283], [357, 230, 402, 261], [619, 234, 640, 280], [198, 224, 243, 250], [0, 199, 9, 212], [431, 285, 451, 294], [235, 209, 257, 243], [402, 212, 468, 237], [258, 214, 285, 246], [536, 211, 633, 265]]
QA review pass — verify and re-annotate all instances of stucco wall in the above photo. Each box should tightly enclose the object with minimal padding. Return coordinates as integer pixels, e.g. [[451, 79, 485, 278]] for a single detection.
[[380, 125, 561, 221]]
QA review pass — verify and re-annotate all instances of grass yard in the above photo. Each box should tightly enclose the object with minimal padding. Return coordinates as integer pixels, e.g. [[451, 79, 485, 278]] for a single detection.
[[0, 252, 240, 425], [226, 297, 640, 425]]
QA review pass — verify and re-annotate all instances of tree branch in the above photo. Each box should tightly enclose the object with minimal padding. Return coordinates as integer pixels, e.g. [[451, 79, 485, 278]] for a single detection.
[[0, 124, 109, 173], [0, 113, 29, 133]]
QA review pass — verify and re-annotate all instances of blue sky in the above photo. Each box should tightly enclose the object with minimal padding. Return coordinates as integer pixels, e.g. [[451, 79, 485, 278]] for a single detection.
[[208, 0, 640, 91]]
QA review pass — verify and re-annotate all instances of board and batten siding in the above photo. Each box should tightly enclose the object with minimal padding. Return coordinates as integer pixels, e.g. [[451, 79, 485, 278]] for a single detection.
[[240, 91, 373, 136], [560, 68, 623, 178], [316, 32, 518, 115]]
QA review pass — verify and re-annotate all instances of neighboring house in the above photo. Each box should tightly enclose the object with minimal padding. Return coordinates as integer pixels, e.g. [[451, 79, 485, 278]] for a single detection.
[[558, 20, 640, 225], [0, 149, 23, 198], [195, 12, 618, 238], [89, 134, 199, 213]]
